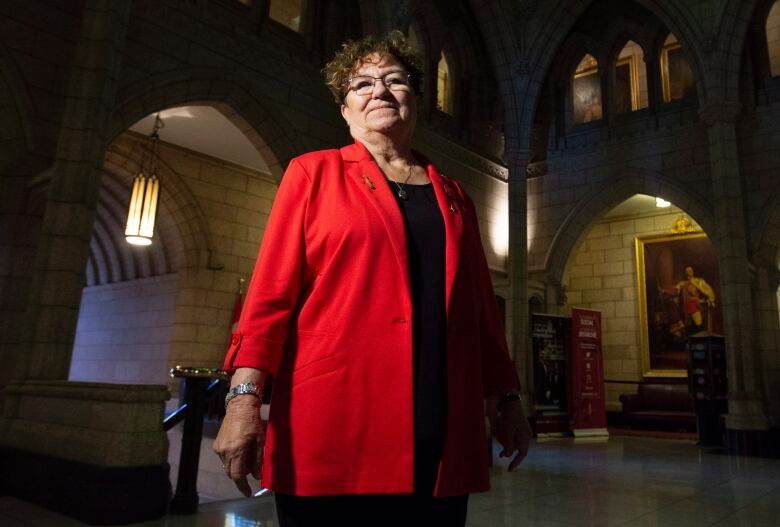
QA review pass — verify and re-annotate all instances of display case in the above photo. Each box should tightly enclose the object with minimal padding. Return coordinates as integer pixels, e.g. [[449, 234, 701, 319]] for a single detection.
[[687, 335, 727, 445]]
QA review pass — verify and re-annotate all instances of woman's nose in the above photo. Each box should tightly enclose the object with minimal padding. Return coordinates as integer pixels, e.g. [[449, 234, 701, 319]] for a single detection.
[[371, 79, 391, 97]]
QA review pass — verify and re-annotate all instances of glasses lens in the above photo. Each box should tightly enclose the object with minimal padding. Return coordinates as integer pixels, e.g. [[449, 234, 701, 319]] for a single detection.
[[350, 76, 374, 95], [384, 72, 410, 90]]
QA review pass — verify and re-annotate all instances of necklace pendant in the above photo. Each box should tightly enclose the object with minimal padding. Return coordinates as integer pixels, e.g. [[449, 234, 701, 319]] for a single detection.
[[397, 188, 408, 200]]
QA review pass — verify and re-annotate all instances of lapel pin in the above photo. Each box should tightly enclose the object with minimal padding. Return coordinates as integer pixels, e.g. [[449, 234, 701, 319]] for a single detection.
[[362, 175, 375, 190], [449, 202, 457, 213]]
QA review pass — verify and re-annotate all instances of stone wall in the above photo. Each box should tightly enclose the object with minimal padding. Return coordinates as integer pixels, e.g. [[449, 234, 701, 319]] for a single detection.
[[528, 116, 712, 273], [739, 103, 780, 244], [562, 204, 702, 410], [69, 274, 178, 384], [82, 135, 279, 386], [416, 127, 509, 273]]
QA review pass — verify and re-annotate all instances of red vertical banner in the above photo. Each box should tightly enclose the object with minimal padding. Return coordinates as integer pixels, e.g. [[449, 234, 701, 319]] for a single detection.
[[569, 308, 608, 437]]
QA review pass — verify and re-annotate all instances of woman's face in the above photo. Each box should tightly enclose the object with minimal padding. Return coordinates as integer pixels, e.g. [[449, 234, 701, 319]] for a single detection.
[[340, 53, 417, 141]]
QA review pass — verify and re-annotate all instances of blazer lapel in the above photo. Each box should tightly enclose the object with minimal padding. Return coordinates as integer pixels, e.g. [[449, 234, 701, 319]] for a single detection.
[[427, 164, 463, 317], [340, 141, 464, 317], [341, 142, 411, 298]]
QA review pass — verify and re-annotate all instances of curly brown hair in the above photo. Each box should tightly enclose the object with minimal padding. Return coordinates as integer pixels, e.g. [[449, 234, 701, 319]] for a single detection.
[[322, 30, 424, 103]]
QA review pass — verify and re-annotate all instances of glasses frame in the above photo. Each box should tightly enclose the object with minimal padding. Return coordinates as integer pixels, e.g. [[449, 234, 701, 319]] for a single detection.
[[345, 72, 413, 97]]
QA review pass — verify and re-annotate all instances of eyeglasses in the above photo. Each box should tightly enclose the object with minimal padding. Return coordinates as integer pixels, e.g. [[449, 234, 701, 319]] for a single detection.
[[346, 71, 413, 96]]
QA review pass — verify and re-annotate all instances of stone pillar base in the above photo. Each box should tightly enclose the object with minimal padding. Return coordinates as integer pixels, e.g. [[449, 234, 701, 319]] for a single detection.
[[0, 447, 170, 524], [725, 427, 780, 458], [0, 380, 170, 523]]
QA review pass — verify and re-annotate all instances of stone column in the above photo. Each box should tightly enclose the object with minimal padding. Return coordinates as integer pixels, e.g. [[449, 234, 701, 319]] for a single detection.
[[1, 3, 172, 523], [751, 263, 780, 436], [13, 0, 132, 381], [700, 102, 771, 455], [643, 51, 661, 118], [0, 62, 51, 406], [0, 171, 45, 408], [506, 148, 532, 397], [600, 68, 611, 140]]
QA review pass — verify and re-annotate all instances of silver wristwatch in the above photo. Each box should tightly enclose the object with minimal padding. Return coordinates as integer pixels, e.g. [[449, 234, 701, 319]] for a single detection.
[[224, 382, 261, 409]]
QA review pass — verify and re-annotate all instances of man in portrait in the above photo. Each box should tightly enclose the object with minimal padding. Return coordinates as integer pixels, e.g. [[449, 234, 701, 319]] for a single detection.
[[674, 265, 716, 335]]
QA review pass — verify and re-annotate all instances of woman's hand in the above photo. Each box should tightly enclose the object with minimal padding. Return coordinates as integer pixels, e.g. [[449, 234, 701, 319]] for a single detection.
[[213, 393, 264, 497], [491, 398, 532, 471]]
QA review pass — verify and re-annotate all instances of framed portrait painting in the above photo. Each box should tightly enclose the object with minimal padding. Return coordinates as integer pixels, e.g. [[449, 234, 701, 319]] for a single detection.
[[660, 43, 696, 102], [635, 232, 722, 377], [572, 56, 603, 124], [614, 56, 639, 114]]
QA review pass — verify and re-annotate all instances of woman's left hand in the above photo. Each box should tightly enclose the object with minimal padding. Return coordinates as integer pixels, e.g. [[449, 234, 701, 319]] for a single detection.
[[491, 398, 532, 471]]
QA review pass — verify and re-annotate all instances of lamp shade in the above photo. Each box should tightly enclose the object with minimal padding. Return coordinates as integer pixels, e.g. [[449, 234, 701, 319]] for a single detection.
[[125, 172, 159, 245]]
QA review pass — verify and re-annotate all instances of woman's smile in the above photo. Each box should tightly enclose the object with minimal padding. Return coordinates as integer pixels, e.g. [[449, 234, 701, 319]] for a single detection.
[[367, 104, 399, 114]]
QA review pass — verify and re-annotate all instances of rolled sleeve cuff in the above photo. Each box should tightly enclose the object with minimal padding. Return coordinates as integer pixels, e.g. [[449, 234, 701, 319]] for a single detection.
[[223, 332, 284, 376]]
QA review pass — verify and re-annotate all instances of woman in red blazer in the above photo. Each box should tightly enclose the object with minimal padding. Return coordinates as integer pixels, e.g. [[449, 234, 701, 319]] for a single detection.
[[214, 30, 531, 526]]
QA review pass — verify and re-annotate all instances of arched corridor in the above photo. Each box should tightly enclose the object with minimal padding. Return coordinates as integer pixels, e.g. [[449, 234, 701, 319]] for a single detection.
[[1, 0, 779, 524]]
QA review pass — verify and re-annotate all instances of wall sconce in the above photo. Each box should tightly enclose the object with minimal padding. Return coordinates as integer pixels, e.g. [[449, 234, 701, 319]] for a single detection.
[[125, 114, 163, 246], [655, 197, 671, 208]]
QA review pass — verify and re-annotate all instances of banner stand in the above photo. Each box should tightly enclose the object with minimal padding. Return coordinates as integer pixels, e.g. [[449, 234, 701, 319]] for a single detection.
[[573, 428, 609, 438], [531, 314, 570, 436], [568, 308, 609, 439]]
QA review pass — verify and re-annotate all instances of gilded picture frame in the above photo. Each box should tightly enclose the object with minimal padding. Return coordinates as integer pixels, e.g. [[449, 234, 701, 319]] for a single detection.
[[615, 55, 639, 113], [660, 43, 696, 103], [635, 231, 722, 377], [572, 56, 602, 124]]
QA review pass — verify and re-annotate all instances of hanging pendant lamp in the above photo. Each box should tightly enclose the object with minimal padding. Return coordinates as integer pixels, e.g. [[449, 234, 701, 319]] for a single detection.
[[125, 114, 163, 246]]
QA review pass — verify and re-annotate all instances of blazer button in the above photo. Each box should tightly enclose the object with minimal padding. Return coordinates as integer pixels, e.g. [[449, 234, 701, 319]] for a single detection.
[[231, 335, 240, 345], [392, 317, 407, 324]]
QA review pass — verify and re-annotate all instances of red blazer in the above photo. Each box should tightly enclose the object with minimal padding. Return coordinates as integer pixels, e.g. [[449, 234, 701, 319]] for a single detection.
[[224, 140, 519, 497]]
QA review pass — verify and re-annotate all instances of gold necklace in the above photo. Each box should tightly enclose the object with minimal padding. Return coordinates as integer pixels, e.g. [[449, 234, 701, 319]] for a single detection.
[[390, 164, 414, 200]]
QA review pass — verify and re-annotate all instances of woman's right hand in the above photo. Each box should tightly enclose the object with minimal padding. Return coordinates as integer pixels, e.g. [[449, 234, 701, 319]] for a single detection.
[[213, 396, 264, 497]]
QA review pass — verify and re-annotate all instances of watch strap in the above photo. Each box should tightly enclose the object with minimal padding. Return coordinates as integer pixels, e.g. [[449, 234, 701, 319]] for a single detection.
[[224, 382, 261, 409]]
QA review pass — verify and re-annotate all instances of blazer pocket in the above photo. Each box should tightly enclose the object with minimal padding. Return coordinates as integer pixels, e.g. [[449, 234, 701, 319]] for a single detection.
[[290, 331, 342, 385]]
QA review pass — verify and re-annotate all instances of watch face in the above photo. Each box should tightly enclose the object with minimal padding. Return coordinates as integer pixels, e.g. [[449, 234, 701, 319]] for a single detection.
[[235, 383, 257, 395], [225, 383, 260, 409]]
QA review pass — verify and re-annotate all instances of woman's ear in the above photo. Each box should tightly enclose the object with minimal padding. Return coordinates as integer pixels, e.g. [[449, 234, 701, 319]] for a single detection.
[[340, 103, 350, 126]]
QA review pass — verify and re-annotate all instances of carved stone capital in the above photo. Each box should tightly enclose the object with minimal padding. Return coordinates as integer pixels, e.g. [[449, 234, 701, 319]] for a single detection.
[[414, 125, 509, 181], [526, 161, 547, 178]]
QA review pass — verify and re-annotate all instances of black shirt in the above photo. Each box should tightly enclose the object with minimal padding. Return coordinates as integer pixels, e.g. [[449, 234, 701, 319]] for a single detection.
[[389, 180, 447, 439]]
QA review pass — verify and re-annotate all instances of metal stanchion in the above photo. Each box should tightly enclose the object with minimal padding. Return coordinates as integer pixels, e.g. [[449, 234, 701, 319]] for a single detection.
[[167, 366, 228, 514]]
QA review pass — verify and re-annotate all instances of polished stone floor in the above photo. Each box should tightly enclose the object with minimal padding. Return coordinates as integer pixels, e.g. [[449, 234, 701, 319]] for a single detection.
[[2, 436, 779, 526]]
